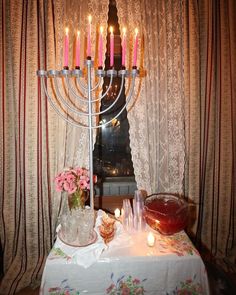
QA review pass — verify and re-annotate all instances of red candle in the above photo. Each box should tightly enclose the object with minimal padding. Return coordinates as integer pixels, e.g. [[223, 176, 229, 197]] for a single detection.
[[98, 26, 103, 67], [64, 27, 69, 67], [110, 26, 114, 68], [75, 30, 80, 68], [133, 28, 138, 67], [87, 15, 92, 57], [121, 28, 126, 67]]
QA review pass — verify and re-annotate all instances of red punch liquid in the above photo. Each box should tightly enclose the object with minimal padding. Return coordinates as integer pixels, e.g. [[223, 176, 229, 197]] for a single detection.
[[144, 196, 188, 235]]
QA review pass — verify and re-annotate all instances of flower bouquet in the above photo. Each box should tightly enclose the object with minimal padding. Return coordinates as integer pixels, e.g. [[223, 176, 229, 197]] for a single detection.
[[54, 167, 97, 210]]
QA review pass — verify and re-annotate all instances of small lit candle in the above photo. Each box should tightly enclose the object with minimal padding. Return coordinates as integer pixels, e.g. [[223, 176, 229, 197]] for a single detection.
[[87, 15, 92, 58], [110, 26, 114, 68], [114, 208, 120, 219], [147, 232, 155, 247], [133, 28, 139, 67], [64, 27, 69, 68], [98, 26, 103, 68], [121, 28, 126, 67], [75, 30, 80, 68]]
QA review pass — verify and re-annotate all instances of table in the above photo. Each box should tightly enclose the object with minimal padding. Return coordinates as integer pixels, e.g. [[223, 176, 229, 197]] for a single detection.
[[40, 215, 210, 295]]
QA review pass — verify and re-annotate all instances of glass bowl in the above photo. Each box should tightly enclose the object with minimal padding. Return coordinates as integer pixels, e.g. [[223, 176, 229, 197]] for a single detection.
[[144, 194, 188, 235]]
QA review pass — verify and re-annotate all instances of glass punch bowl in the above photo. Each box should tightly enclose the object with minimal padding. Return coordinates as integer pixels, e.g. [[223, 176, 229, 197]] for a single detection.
[[144, 193, 189, 235]]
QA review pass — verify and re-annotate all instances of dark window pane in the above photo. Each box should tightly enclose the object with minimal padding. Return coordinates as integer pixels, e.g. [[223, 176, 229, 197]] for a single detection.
[[93, 1, 134, 179]]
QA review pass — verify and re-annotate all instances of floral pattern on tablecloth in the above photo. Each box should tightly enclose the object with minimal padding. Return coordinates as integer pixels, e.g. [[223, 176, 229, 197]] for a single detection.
[[157, 232, 200, 256], [106, 273, 147, 294], [47, 279, 80, 295], [167, 276, 204, 295], [48, 247, 72, 261]]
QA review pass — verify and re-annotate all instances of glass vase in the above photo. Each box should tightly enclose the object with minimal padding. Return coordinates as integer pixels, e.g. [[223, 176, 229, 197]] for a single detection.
[[68, 189, 89, 210]]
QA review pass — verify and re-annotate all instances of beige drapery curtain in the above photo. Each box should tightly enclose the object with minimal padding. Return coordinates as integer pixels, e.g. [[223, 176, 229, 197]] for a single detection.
[[0, 0, 108, 294], [116, 0, 186, 195], [184, 0, 236, 268], [117, 0, 236, 268], [194, 0, 236, 268]]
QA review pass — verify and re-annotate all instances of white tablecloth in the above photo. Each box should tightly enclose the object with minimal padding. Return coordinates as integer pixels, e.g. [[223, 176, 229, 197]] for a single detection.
[[40, 218, 210, 295]]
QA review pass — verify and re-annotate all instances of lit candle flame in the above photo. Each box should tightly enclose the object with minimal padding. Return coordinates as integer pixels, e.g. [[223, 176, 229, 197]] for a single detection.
[[65, 27, 69, 35], [135, 28, 138, 36], [100, 26, 104, 34], [114, 208, 120, 218], [88, 15, 92, 23], [147, 232, 155, 247], [110, 26, 114, 34], [122, 27, 127, 35]]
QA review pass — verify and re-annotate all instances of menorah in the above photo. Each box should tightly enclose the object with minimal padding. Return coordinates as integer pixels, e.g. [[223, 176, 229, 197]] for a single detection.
[[37, 17, 140, 209]]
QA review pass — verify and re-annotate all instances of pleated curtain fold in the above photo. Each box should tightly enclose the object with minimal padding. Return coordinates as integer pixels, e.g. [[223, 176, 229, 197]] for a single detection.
[[0, 0, 108, 294]]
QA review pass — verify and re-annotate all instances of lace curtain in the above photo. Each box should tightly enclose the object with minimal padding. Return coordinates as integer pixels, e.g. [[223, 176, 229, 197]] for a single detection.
[[116, 0, 186, 194], [117, 0, 236, 268], [0, 0, 108, 294], [61, 0, 108, 169]]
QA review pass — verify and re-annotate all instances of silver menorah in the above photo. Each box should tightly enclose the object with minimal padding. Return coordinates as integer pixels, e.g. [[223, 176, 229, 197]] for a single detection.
[[37, 56, 139, 209]]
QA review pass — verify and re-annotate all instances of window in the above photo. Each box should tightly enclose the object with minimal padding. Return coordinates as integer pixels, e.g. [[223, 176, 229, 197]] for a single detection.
[[93, 0, 136, 195]]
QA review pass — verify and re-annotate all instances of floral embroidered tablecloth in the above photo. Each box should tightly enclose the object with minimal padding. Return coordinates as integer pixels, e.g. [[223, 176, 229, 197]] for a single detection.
[[40, 224, 210, 295]]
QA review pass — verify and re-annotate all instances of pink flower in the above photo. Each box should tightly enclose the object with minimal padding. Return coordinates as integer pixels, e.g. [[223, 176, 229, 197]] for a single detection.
[[68, 183, 77, 194], [54, 176, 62, 184], [121, 287, 130, 295], [79, 179, 88, 190], [82, 169, 88, 176], [56, 185, 63, 192], [63, 181, 70, 192], [75, 167, 84, 176], [133, 279, 140, 284], [106, 283, 115, 294], [54, 167, 97, 193], [67, 174, 76, 183]]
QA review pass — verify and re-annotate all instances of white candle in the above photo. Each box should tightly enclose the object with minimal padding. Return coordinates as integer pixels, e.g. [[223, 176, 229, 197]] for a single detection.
[[114, 208, 120, 219], [147, 232, 155, 247]]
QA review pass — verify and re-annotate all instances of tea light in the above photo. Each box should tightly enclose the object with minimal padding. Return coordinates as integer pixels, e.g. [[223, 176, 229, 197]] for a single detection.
[[147, 232, 155, 247], [114, 208, 120, 219]]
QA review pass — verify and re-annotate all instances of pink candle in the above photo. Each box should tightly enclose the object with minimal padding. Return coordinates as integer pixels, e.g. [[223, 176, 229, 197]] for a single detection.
[[75, 31, 80, 68], [64, 27, 69, 67], [121, 28, 126, 67], [98, 26, 103, 67], [133, 28, 139, 67], [87, 15, 92, 57], [110, 26, 114, 68]]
